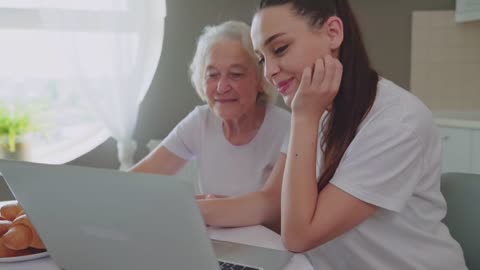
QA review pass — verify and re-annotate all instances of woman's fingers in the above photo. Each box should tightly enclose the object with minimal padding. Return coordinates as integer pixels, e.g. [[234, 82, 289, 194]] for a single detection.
[[324, 60, 343, 111], [298, 66, 312, 94], [311, 58, 325, 89], [318, 56, 342, 108], [309, 55, 341, 96], [331, 60, 343, 96], [292, 55, 342, 116], [319, 55, 335, 92]]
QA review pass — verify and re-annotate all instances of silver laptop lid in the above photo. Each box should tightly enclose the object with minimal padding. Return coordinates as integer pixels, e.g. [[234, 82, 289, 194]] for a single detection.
[[0, 159, 220, 270]]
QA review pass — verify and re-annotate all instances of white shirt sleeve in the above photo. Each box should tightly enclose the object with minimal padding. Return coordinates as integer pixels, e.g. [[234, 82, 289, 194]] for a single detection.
[[161, 106, 203, 160], [330, 116, 424, 212]]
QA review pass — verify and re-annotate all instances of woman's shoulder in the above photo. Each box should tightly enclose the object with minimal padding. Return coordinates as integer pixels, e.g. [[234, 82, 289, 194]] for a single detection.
[[187, 104, 216, 121], [375, 78, 434, 124], [178, 104, 218, 130], [191, 104, 211, 115], [364, 78, 436, 140]]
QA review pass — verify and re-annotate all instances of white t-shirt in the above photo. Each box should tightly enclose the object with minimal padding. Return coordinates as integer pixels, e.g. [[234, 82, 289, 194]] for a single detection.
[[281, 78, 467, 270], [163, 104, 290, 196]]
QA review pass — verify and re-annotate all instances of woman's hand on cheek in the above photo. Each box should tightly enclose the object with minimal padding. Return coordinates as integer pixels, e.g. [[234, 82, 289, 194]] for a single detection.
[[291, 55, 343, 120]]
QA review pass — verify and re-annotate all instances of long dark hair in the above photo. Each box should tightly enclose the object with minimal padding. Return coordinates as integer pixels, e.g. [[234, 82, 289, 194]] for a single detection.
[[258, 0, 379, 192]]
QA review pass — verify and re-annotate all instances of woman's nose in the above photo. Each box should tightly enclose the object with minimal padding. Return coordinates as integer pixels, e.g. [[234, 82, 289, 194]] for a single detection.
[[216, 77, 231, 93], [264, 59, 280, 83]]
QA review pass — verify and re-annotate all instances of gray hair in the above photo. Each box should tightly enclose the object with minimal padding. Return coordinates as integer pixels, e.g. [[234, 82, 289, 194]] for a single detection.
[[189, 20, 276, 104]]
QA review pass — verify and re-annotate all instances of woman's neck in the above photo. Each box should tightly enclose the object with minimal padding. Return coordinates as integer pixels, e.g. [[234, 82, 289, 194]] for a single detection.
[[222, 104, 267, 146]]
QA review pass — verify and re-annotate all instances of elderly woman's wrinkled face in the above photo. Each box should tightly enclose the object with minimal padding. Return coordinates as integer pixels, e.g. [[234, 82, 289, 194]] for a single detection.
[[203, 39, 262, 120]]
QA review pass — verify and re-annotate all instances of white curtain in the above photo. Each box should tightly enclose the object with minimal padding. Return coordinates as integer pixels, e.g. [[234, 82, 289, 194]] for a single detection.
[[39, 0, 166, 170]]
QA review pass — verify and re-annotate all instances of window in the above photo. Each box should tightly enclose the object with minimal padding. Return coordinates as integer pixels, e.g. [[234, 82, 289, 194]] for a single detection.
[[0, 0, 162, 164], [0, 0, 126, 11]]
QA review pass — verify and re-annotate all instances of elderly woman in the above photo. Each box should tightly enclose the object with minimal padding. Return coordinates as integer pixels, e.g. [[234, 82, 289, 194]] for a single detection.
[[0, 21, 289, 260], [131, 21, 290, 229]]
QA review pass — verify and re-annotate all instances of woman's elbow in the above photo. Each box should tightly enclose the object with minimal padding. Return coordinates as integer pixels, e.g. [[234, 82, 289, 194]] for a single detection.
[[281, 231, 313, 253]]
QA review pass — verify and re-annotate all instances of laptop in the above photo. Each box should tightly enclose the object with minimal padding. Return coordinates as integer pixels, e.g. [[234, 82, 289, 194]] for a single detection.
[[0, 159, 292, 270]]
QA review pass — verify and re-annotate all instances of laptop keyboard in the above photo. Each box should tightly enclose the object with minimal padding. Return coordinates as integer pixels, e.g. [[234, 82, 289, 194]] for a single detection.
[[218, 260, 261, 270]]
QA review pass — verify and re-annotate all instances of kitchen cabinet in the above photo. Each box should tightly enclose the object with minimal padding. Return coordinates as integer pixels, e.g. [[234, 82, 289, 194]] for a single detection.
[[435, 115, 480, 174], [455, 0, 480, 22], [438, 126, 473, 173]]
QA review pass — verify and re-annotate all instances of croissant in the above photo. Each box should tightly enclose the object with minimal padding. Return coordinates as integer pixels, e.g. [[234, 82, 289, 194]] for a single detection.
[[0, 202, 47, 258], [2, 224, 33, 250], [0, 220, 12, 236], [0, 238, 32, 258], [11, 214, 46, 249], [0, 203, 22, 221]]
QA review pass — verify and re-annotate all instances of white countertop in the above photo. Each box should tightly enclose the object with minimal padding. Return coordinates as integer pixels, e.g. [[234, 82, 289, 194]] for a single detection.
[[434, 111, 480, 129], [1, 226, 314, 270], [0, 201, 314, 270]]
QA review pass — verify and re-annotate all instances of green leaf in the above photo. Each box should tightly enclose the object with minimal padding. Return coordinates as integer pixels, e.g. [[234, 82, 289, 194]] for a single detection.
[[0, 105, 38, 153]]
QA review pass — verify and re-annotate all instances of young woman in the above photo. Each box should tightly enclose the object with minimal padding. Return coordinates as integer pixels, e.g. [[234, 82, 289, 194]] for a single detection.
[[251, 1, 467, 269]]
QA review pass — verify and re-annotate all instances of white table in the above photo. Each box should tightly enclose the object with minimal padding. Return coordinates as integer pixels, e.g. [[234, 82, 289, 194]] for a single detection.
[[1, 201, 313, 269]]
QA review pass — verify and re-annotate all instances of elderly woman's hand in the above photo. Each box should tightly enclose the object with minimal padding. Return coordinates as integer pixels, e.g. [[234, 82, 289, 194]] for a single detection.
[[0, 202, 46, 258]]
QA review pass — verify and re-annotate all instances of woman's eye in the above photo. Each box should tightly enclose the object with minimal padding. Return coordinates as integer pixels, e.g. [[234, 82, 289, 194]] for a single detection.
[[274, 45, 288, 55], [231, 73, 244, 78], [206, 73, 219, 79]]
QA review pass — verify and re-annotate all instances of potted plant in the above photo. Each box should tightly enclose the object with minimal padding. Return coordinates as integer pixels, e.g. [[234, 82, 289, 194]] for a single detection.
[[0, 106, 37, 160]]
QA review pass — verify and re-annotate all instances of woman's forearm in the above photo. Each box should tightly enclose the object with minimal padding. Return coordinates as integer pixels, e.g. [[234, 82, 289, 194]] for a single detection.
[[129, 146, 187, 175], [198, 190, 279, 228], [282, 114, 320, 241]]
